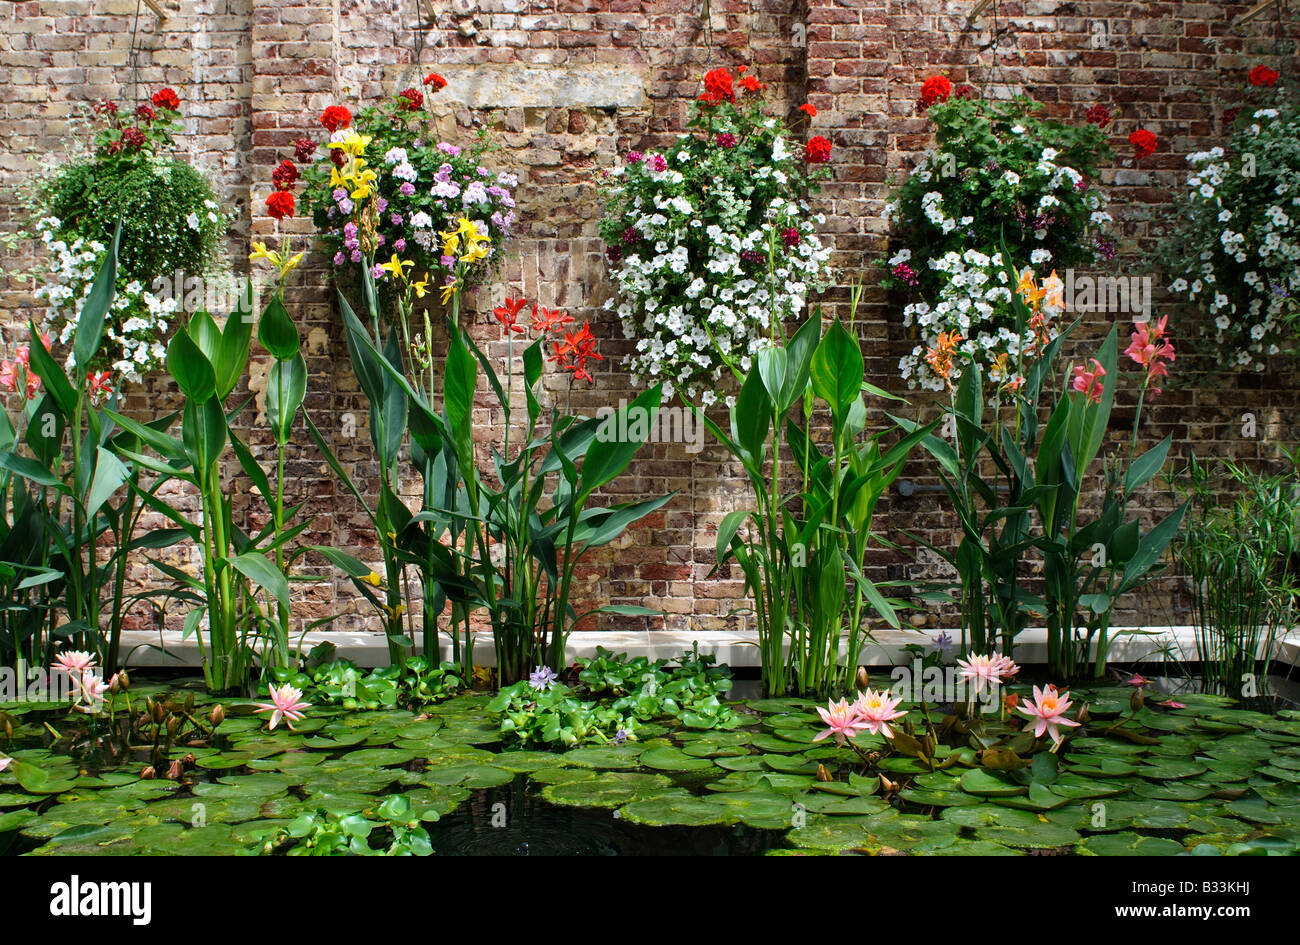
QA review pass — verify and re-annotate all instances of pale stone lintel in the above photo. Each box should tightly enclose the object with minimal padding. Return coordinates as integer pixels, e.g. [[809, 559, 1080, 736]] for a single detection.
[[437, 65, 648, 110], [116, 626, 1300, 670]]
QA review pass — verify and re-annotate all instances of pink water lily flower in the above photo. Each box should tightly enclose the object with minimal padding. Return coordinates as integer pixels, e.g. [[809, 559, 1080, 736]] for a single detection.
[[1159, 699, 1186, 709], [0, 756, 10, 773], [852, 688, 908, 738], [255, 684, 312, 731], [1018, 684, 1082, 745], [813, 698, 867, 746], [1125, 673, 1150, 688], [956, 653, 1019, 694], [52, 650, 97, 677], [74, 672, 109, 712]]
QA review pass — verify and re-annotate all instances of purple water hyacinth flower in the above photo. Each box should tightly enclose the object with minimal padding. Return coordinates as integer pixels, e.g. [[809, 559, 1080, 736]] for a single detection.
[[529, 666, 558, 690], [928, 632, 954, 656], [613, 728, 630, 745]]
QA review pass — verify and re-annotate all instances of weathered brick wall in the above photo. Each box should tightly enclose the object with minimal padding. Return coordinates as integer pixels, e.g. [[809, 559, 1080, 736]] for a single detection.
[[2, 0, 1298, 643]]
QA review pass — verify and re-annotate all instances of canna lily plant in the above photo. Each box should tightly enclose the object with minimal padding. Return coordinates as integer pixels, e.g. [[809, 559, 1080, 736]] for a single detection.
[[0, 227, 185, 673], [701, 287, 937, 699], [903, 247, 1186, 677]]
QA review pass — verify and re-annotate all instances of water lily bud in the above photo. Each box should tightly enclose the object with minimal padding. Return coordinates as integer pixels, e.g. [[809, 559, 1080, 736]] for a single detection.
[[141, 765, 156, 780], [118, 671, 130, 692], [109, 673, 121, 694], [856, 666, 870, 690], [183, 753, 196, 768], [815, 763, 832, 782], [166, 760, 183, 780], [878, 774, 898, 796], [166, 716, 179, 738], [210, 705, 225, 728], [1075, 702, 1090, 726], [152, 701, 165, 725], [1129, 688, 1144, 712]]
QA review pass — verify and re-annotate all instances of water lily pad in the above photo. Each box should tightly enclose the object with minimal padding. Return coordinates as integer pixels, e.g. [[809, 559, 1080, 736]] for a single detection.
[[638, 746, 717, 771], [542, 772, 671, 809], [1078, 832, 1185, 856], [975, 822, 1081, 849], [959, 768, 1026, 797], [618, 792, 737, 827], [563, 744, 646, 769]]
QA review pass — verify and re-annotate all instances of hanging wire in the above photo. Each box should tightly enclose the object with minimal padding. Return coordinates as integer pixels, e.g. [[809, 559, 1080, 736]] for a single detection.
[[127, 0, 144, 108]]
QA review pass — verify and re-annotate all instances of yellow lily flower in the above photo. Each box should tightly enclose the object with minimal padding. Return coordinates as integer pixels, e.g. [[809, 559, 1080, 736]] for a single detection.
[[379, 254, 414, 280]]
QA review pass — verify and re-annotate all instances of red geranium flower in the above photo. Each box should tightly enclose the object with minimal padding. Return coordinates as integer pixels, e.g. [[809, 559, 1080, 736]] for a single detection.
[[804, 135, 832, 164], [135, 104, 156, 123], [398, 87, 424, 111], [1249, 64, 1280, 87], [121, 126, 145, 150], [321, 105, 352, 133], [700, 67, 735, 105], [266, 190, 296, 220], [151, 87, 180, 111], [1085, 103, 1112, 127], [740, 75, 762, 93], [954, 83, 977, 100], [919, 75, 952, 108], [272, 159, 300, 191], [1129, 128, 1158, 159], [1223, 106, 1240, 125], [423, 72, 448, 90], [293, 137, 317, 163], [799, 103, 817, 117], [93, 100, 119, 117]]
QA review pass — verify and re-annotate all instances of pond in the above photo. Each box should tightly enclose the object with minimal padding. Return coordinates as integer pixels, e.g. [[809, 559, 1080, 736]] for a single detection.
[[3, 674, 1300, 856]]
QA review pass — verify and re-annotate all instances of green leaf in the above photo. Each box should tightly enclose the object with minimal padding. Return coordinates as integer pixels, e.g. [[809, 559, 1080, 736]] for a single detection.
[[167, 327, 217, 404], [230, 552, 290, 613], [266, 353, 307, 445], [72, 222, 120, 372], [810, 319, 863, 417], [579, 385, 661, 501], [24, 321, 76, 419], [214, 305, 253, 400], [1125, 434, 1171, 496], [85, 446, 129, 519], [257, 293, 300, 361]]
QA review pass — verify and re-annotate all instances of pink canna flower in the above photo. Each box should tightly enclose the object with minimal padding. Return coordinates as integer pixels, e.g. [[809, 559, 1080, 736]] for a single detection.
[[852, 688, 908, 738], [1071, 359, 1106, 404], [255, 684, 312, 731], [813, 698, 867, 746], [956, 652, 1018, 694], [53, 650, 97, 677], [0, 359, 16, 393], [1018, 684, 1082, 745], [1124, 316, 1175, 396]]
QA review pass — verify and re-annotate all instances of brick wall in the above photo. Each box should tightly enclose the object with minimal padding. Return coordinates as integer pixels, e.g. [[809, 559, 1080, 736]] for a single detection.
[[2, 0, 1298, 643]]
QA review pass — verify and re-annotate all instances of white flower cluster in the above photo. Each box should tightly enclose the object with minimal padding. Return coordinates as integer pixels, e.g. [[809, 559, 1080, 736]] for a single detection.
[[32, 217, 171, 385], [602, 146, 833, 404], [1167, 116, 1300, 370], [898, 248, 1063, 391]]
